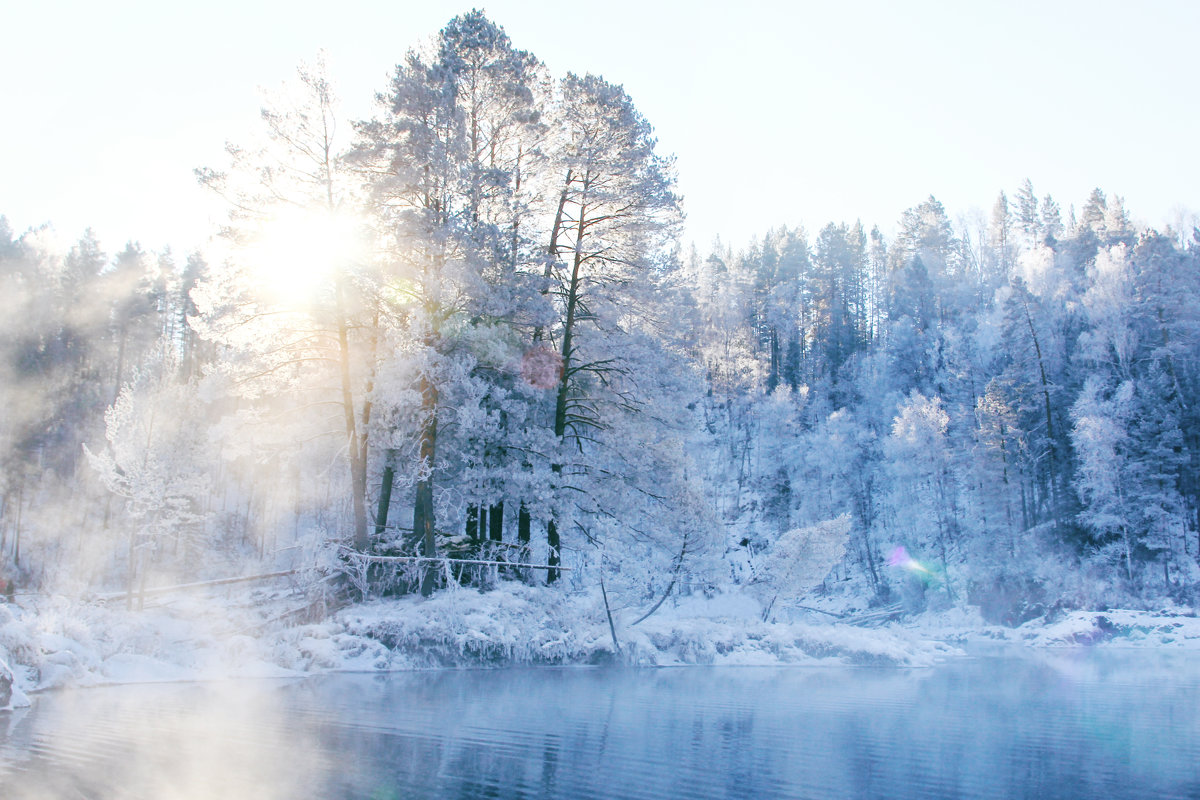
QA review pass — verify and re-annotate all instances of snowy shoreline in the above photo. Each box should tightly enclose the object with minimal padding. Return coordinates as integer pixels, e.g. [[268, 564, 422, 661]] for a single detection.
[[2, 587, 1197, 711]]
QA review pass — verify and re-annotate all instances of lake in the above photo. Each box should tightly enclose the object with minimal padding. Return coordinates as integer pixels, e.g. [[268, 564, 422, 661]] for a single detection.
[[1, 650, 1198, 798]]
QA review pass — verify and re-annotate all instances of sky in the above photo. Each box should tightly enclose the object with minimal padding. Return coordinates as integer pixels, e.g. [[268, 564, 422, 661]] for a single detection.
[[3, 0, 1199, 258]]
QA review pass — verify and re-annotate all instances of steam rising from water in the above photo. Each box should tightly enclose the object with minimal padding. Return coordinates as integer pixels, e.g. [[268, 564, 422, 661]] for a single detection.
[[0, 681, 325, 800], [4, 654, 1200, 799]]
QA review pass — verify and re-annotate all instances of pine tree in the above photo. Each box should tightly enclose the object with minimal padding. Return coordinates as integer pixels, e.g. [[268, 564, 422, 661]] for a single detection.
[[1041, 194, 1063, 241], [540, 71, 681, 580], [1081, 188, 1108, 236], [998, 277, 1069, 530], [354, 14, 550, 589], [988, 191, 1015, 282], [1014, 179, 1041, 249]]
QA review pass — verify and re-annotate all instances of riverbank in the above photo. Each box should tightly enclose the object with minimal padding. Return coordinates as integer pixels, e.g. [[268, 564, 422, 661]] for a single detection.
[[1, 583, 1197, 709]]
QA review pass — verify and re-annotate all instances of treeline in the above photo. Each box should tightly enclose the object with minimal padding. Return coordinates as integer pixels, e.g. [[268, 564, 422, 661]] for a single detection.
[[693, 189, 1200, 618], [1, 12, 1198, 617]]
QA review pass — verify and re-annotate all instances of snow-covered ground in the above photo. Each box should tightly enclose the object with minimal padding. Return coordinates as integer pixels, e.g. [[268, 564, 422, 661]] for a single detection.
[[333, 583, 959, 670], [914, 605, 1200, 648], [1, 582, 1198, 711], [0, 591, 300, 710]]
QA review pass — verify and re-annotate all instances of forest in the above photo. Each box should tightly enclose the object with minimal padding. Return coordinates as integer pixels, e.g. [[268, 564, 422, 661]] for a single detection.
[[2, 11, 1199, 626]]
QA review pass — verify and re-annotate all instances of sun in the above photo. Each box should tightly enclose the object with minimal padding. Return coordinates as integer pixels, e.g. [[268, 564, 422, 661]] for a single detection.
[[246, 207, 363, 305]]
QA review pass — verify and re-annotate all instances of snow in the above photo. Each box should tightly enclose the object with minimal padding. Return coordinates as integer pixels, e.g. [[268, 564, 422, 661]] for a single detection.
[[0, 592, 302, 705], [1013, 608, 1200, 648], [896, 604, 1200, 650], [330, 583, 965, 669], [0, 584, 1197, 711]]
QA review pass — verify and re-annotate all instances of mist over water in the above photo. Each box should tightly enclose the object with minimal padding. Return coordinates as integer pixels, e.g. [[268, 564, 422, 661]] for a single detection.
[[2, 652, 1199, 799]]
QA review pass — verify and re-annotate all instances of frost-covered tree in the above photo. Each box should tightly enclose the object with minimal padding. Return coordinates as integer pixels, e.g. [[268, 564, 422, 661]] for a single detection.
[[1041, 195, 1064, 241], [802, 409, 883, 592], [689, 246, 764, 394], [85, 357, 212, 606], [538, 71, 681, 580], [353, 13, 551, 589], [196, 52, 378, 551], [105, 242, 162, 405], [893, 196, 961, 289], [1014, 179, 1041, 249], [995, 275, 1071, 530], [1080, 188, 1108, 237], [988, 191, 1015, 283], [882, 392, 960, 599], [1071, 377, 1137, 580], [811, 222, 868, 386], [756, 515, 850, 621], [1072, 242, 1195, 589]]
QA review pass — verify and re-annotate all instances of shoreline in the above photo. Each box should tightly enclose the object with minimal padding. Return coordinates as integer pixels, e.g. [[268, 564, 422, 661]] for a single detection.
[[1, 587, 1197, 710]]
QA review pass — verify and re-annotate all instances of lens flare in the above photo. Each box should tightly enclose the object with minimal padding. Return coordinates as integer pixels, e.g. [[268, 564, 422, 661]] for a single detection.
[[520, 345, 563, 390], [888, 546, 940, 585]]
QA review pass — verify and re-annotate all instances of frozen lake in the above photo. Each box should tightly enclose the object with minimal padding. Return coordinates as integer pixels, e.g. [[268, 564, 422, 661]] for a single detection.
[[2, 650, 1199, 798]]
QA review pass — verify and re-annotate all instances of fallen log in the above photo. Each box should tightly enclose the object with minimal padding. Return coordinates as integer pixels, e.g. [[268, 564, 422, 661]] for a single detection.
[[92, 570, 299, 603], [840, 603, 904, 626]]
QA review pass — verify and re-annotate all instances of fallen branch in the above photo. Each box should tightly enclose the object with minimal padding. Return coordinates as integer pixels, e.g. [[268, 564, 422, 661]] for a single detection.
[[338, 548, 570, 572], [600, 572, 621, 656], [792, 604, 846, 618], [630, 530, 691, 627], [841, 603, 904, 626], [92, 570, 299, 603]]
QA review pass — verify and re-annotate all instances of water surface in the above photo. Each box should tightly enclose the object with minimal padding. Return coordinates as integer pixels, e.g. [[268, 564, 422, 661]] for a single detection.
[[1, 651, 1198, 798]]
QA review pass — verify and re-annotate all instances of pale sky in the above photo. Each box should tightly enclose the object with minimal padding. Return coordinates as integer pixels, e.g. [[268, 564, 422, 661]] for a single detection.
[[3, 0, 1198, 258]]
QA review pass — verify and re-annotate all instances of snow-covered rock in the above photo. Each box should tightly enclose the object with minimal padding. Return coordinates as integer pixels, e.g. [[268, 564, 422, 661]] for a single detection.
[[0, 657, 30, 710]]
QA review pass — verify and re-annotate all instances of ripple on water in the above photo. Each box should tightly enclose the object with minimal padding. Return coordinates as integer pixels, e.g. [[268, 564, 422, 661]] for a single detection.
[[1, 657, 1200, 799]]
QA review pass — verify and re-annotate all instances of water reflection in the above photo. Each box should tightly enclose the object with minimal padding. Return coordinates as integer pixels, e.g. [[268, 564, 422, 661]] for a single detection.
[[2, 653, 1199, 798]]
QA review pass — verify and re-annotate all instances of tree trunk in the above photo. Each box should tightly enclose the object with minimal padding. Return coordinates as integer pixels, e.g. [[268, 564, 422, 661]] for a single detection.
[[112, 323, 128, 405], [545, 189, 589, 585], [466, 504, 481, 541], [413, 366, 439, 596], [336, 281, 369, 551], [374, 453, 396, 539], [510, 143, 523, 270], [357, 312, 380, 501], [126, 531, 137, 611], [518, 502, 531, 545], [533, 169, 573, 344], [1020, 294, 1061, 527], [488, 502, 504, 542], [13, 482, 22, 567], [546, 518, 561, 584]]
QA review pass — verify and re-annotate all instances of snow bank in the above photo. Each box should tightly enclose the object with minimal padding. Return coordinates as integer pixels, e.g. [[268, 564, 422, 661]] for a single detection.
[[0, 593, 299, 702], [334, 584, 617, 669], [889, 604, 1200, 650], [0, 656, 29, 710], [1014, 608, 1200, 648], [627, 615, 957, 667], [19, 583, 1196, 702], [330, 584, 956, 669]]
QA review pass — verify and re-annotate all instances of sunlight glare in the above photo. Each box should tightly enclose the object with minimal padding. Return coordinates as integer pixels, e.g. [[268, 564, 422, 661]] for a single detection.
[[247, 207, 362, 304]]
